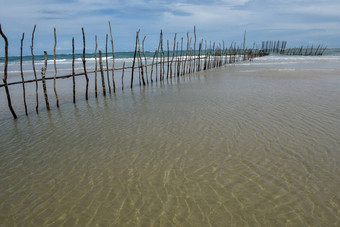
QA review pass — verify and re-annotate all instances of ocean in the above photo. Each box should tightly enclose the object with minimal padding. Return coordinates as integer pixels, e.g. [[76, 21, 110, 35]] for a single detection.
[[0, 51, 340, 226]]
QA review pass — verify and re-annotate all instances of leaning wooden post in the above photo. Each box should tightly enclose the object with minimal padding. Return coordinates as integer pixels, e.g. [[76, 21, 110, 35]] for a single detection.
[[53, 28, 60, 108], [108, 21, 116, 93], [0, 25, 17, 119], [131, 30, 140, 88], [81, 27, 89, 100], [94, 35, 98, 98], [105, 34, 112, 94], [20, 33, 28, 115], [142, 36, 148, 84], [72, 37, 76, 103], [150, 50, 157, 83], [30, 24, 39, 113], [99, 50, 106, 96], [41, 51, 50, 111], [137, 34, 145, 86]]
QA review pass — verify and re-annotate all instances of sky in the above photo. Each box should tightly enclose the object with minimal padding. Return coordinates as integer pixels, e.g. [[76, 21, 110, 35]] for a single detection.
[[0, 0, 340, 56]]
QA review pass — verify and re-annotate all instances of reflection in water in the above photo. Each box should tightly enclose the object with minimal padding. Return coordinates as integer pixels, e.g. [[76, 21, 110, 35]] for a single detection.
[[0, 56, 340, 226]]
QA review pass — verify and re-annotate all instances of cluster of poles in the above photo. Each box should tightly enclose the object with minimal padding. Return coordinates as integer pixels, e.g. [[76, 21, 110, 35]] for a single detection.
[[0, 23, 295, 119], [261, 40, 326, 56]]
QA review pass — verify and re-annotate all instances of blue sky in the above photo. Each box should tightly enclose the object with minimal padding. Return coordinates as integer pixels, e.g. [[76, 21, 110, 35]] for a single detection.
[[1, 0, 340, 56]]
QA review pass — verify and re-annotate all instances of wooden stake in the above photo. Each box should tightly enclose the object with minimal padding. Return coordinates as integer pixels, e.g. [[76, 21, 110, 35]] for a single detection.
[[142, 36, 148, 84], [81, 27, 89, 100], [122, 61, 125, 90], [131, 30, 140, 88], [99, 50, 106, 96], [20, 33, 28, 115], [41, 51, 50, 111], [53, 28, 60, 108], [108, 21, 116, 93], [0, 24, 17, 119], [72, 37, 76, 103], [30, 24, 39, 113], [105, 34, 111, 94], [94, 35, 98, 98]]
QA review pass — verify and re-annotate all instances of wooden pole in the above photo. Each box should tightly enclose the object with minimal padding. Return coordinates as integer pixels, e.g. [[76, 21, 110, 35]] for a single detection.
[[20, 33, 28, 115], [0, 24, 17, 119], [170, 33, 177, 78], [94, 35, 98, 98], [193, 26, 196, 72], [131, 30, 140, 88], [72, 37, 76, 103], [122, 61, 125, 90], [167, 39, 170, 79], [137, 34, 145, 86], [108, 21, 116, 93], [30, 24, 39, 113], [142, 36, 148, 84], [105, 34, 111, 94], [99, 50, 106, 96], [53, 28, 60, 108], [81, 27, 89, 100], [41, 51, 50, 111]]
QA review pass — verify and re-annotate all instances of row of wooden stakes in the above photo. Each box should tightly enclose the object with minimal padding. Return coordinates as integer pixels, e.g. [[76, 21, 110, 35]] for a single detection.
[[1, 23, 266, 119]]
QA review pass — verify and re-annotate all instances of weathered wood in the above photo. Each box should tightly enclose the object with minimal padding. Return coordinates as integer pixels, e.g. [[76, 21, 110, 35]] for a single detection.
[[81, 27, 89, 100], [41, 51, 50, 111], [141, 36, 148, 84], [193, 26, 197, 72], [137, 34, 145, 86], [170, 33, 177, 78], [20, 32, 28, 115], [30, 24, 39, 113], [131, 30, 140, 88], [150, 50, 157, 83], [53, 28, 60, 108], [108, 21, 116, 93], [122, 61, 125, 90], [72, 37, 76, 103], [94, 35, 98, 98], [167, 39, 170, 79], [99, 50, 106, 96], [105, 34, 111, 94], [0, 24, 17, 119]]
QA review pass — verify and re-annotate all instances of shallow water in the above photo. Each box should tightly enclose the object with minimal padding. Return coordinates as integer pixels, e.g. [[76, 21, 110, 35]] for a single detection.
[[1, 56, 340, 226]]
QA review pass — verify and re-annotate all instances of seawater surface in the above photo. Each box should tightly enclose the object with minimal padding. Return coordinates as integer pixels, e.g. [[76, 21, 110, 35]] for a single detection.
[[1, 55, 340, 226]]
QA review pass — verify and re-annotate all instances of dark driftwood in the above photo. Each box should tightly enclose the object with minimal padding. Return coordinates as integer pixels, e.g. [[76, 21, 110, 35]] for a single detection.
[[0, 24, 17, 119], [81, 27, 89, 100], [30, 24, 39, 113], [105, 34, 111, 94], [94, 35, 98, 98], [99, 50, 106, 96], [137, 35, 145, 86], [41, 51, 50, 111], [53, 28, 60, 108], [108, 21, 116, 93], [20, 33, 28, 115], [72, 37, 76, 103], [131, 30, 140, 88]]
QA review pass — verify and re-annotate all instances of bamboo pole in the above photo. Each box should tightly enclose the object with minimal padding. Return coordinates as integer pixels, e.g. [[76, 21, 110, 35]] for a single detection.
[[0, 24, 17, 119], [20, 33, 28, 115], [108, 21, 116, 93], [99, 50, 106, 96], [131, 30, 140, 88], [72, 37, 76, 103], [81, 27, 89, 100], [41, 51, 50, 111], [105, 34, 111, 94], [30, 24, 39, 113], [94, 35, 98, 98], [53, 28, 60, 108]]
